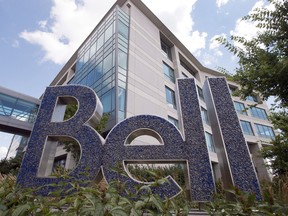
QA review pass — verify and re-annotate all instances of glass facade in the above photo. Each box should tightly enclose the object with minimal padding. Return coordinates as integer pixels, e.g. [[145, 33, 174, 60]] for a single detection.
[[240, 120, 254, 136], [250, 107, 268, 120], [6, 135, 29, 159], [234, 101, 247, 115], [255, 124, 275, 138], [70, 7, 130, 128], [0, 93, 38, 123]]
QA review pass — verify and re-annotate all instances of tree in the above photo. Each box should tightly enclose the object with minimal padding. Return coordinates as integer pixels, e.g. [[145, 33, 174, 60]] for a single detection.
[[218, 0, 288, 176], [218, 0, 288, 107], [261, 110, 288, 176], [0, 153, 23, 175]]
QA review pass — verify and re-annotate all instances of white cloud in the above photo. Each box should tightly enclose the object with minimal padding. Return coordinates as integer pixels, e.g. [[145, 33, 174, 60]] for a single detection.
[[209, 34, 226, 50], [20, 0, 206, 64], [216, 0, 229, 8], [202, 34, 225, 66], [230, 0, 274, 49], [20, 0, 116, 65], [143, 0, 207, 54], [0, 146, 8, 160], [0, 132, 14, 159]]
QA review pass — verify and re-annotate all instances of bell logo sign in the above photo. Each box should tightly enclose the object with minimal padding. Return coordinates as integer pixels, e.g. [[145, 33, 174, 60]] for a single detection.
[[17, 77, 261, 201]]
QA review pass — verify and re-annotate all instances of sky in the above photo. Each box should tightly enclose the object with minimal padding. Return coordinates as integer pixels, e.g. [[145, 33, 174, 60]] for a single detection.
[[0, 0, 271, 159]]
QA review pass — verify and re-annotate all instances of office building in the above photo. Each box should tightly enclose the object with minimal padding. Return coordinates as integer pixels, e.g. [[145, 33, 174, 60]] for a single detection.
[[43, 0, 274, 181]]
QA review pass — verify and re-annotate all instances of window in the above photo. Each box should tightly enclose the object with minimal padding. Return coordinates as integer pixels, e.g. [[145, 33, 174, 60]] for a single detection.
[[168, 116, 179, 128], [201, 107, 210, 125], [95, 62, 103, 81], [205, 132, 216, 153], [97, 33, 104, 50], [161, 40, 172, 60], [255, 124, 275, 138], [118, 21, 129, 39], [118, 87, 126, 122], [101, 89, 115, 113], [165, 86, 177, 109], [86, 70, 95, 86], [103, 52, 113, 74], [163, 62, 175, 83], [250, 107, 268, 120], [105, 23, 113, 42], [197, 86, 204, 101], [118, 49, 128, 70], [246, 95, 258, 102], [240, 120, 254, 136], [234, 101, 247, 115], [180, 59, 196, 77]]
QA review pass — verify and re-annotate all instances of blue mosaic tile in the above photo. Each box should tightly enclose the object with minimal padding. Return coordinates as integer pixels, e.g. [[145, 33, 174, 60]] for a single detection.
[[103, 78, 215, 201], [203, 77, 262, 200], [17, 85, 104, 195]]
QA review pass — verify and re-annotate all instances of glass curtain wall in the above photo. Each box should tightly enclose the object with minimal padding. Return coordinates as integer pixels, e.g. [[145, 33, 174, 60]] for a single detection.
[[70, 7, 129, 129]]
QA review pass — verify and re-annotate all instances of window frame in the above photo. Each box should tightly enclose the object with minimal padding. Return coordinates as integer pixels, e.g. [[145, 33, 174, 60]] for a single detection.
[[161, 39, 172, 60], [201, 107, 210, 125], [165, 86, 177, 109], [250, 107, 268, 120], [234, 101, 248, 115], [205, 132, 216, 153], [163, 62, 175, 83], [255, 123, 275, 138], [240, 120, 254, 136]]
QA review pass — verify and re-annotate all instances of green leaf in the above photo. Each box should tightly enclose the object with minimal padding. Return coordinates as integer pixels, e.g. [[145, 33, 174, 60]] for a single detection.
[[110, 206, 128, 216], [12, 204, 30, 216], [135, 200, 145, 209]]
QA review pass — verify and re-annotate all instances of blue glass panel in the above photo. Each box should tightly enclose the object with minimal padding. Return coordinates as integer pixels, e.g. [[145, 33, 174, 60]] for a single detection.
[[165, 86, 176, 109], [163, 62, 175, 83], [95, 62, 103, 81], [118, 21, 128, 38], [255, 124, 274, 138], [205, 132, 216, 153], [234, 101, 247, 115], [118, 87, 125, 112], [105, 23, 113, 42], [86, 70, 95, 86], [250, 107, 268, 120], [103, 52, 113, 74], [97, 33, 104, 50], [102, 90, 112, 113], [240, 120, 254, 136], [90, 42, 97, 57], [118, 49, 128, 70]]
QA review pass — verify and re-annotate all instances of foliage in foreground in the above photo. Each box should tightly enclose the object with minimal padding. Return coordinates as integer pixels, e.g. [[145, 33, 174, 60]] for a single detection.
[[261, 110, 288, 177], [206, 180, 288, 216], [0, 171, 189, 216], [1, 166, 288, 215], [0, 154, 23, 175]]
